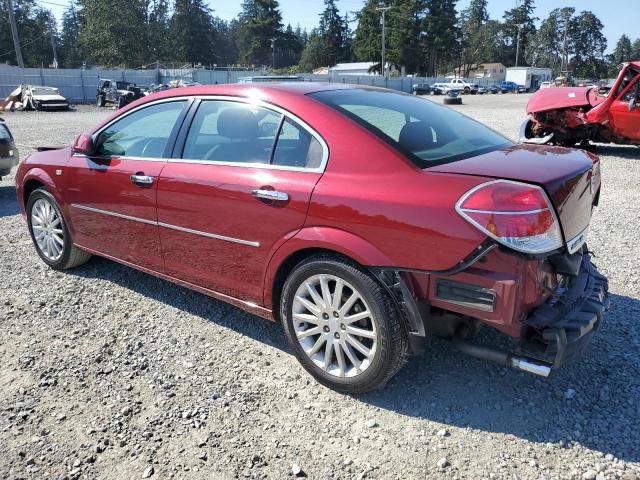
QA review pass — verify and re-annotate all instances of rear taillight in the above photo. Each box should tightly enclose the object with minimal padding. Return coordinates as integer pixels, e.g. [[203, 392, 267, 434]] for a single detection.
[[456, 180, 563, 254]]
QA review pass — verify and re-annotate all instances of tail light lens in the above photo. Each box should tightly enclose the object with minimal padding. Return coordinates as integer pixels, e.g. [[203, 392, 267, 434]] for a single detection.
[[456, 180, 563, 254]]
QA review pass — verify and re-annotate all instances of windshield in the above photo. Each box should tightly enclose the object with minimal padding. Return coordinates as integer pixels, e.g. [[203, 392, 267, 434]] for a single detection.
[[31, 87, 57, 96], [310, 88, 511, 167], [116, 82, 131, 90]]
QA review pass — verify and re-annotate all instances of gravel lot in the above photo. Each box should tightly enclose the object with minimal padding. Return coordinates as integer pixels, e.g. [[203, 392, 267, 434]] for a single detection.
[[0, 96, 638, 480]]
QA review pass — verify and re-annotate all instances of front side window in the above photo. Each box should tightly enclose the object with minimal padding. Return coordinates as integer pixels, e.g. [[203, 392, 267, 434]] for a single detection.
[[95, 100, 186, 158], [182, 100, 324, 169], [310, 88, 511, 167]]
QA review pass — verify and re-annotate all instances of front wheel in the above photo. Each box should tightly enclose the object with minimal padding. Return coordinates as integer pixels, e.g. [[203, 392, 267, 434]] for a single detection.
[[280, 254, 408, 394], [27, 188, 92, 270], [96, 95, 105, 107]]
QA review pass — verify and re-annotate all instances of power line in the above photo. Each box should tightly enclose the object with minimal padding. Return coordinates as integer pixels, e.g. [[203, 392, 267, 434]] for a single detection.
[[0, 32, 51, 59]]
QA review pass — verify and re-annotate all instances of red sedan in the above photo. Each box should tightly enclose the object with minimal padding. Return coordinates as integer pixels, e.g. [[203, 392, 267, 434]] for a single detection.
[[15, 83, 608, 393]]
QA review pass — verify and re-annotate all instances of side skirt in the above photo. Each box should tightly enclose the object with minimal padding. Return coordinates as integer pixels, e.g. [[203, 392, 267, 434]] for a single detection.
[[73, 243, 275, 321]]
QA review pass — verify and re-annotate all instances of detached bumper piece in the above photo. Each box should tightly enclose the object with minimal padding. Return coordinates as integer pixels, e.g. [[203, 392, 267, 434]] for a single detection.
[[524, 253, 609, 369]]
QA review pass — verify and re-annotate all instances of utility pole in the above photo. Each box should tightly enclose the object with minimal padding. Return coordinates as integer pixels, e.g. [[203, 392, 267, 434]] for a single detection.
[[6, 0, 25, 67], [270, 38, 276, 70], [515, 24, 524, 67], [376, 6, 392, 77], [561, 9, 569, 74], [49, 16, 58, 69]]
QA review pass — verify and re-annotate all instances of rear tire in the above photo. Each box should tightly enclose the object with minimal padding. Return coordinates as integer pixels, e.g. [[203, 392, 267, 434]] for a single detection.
[[280, 254, 408, 394], [27, 188, 92, 270]]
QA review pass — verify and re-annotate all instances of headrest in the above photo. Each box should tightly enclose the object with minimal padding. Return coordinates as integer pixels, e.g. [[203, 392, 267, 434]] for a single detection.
[[217, 107, 259, 140], [399, 121, 435, 152]]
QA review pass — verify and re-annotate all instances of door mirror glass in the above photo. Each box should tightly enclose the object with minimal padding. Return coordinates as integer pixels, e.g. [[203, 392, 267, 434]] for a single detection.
[[72, 133, 94, 155]]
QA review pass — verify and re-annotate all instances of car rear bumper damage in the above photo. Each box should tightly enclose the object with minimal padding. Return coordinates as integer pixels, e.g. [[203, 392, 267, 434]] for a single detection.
[[373, 247, 609, 377]]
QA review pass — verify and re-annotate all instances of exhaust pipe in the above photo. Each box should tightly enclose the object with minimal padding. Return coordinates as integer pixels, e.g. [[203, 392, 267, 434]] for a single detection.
[[452, 336, 551, 377]]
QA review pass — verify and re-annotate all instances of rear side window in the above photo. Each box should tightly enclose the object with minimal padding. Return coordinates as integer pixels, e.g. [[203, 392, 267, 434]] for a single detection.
[[95, 100, 187, 158], [182, 100, 324, 169], [310, 89, 511, 167]]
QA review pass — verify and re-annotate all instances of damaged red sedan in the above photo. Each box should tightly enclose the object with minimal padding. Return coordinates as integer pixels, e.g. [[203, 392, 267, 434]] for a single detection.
[[521, 61, 640, 147], [15, 83, 608, 393]]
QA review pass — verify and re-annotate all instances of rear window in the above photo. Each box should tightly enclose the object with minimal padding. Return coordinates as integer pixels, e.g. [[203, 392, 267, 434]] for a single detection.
[[309, 89, 511, 167], [0, 124, 12, 140]]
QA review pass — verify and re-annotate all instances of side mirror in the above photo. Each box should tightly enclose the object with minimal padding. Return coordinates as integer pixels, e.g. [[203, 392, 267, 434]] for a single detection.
[[72, 133, 94, 156]]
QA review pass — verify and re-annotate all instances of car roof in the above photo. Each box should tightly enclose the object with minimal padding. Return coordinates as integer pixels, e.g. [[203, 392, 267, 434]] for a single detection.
[[152, 82, 358, 98]]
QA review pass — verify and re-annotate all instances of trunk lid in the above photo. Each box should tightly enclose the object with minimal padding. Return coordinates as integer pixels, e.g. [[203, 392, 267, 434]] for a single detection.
[[429, 144, 598, 248]]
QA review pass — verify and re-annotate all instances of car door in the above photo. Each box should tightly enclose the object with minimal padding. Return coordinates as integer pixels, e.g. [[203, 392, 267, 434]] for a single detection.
[[609, 77, 640, 142], [157, 98, 327, 303], [64, 98, 190, 271]]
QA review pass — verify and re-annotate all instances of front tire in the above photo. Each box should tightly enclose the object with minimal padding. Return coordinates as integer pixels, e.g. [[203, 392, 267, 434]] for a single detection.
[[96, 95, 105, 107], [27, 188, 91, 270], [280, 254, 408, 394]]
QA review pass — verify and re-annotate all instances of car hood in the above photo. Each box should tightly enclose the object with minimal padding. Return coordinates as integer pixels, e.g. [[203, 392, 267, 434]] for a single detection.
[[526, 87, 603, 113], [429, 144, 598, 243], [32, 93, 67, 101]]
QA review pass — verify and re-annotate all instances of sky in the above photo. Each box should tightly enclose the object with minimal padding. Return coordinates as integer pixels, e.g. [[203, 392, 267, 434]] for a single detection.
[[45, 0, 637, 53]]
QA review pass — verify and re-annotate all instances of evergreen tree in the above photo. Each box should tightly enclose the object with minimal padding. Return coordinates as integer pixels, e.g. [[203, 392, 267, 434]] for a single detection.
[[632, 39, 640, 61], [299, 0, 351, 71], [0, 0, 56, 67], [169, 0, 217, 65], [502, 0, 537, 67], [568, 11, 607, 79], [147, 0, 170, 62], [525, 7, 573, 73], [59, 2, 83, 67], [235, 0, 283, 67], [77, 0, 148, 67], [608, 34, 633, 75], [423, 0, 458, 76]]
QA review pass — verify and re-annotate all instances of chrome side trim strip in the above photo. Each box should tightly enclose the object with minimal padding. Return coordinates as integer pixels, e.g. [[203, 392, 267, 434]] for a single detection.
[[157, 222, 260, 247], [70, 203, 260, 247], [70, 203, 157, 225], [71, 153, 167, 163]]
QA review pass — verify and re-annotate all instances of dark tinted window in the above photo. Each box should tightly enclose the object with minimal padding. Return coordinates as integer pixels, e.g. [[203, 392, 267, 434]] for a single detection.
[[96, 101, 186, 157], [310, 89, 511, 167], [0, 124, 12, 140]]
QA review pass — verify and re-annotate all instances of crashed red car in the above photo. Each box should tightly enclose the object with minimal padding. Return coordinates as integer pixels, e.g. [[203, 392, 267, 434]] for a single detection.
[[15, 84, 608, 393], [521, 61, 640, 147]]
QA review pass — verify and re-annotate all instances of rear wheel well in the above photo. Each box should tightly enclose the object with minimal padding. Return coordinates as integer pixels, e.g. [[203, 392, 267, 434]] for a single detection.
[[23, 179, 45, 206], [271, 248, 357, 323]]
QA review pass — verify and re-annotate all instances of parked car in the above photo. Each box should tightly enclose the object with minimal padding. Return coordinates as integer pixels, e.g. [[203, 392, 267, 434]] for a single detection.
[[29, 86, 70, 111], [0, 84, 69, 111], [521, 61, 640, 147], [0, 118, 19, 180], [96, 80, 144, 109], [447, 78, 473, 94], [430, 83, 449, 95], [16, 84, 608, 393], [497, 81, 527, 93], [411, 83, 432, 95], [539, 81, 553, 89], [487, 85, 500, 94], [475, 85, 491, 95]]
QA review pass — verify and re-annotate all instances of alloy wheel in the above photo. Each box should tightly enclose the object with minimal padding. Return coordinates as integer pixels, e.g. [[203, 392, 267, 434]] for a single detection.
[[31, 198, 65, 261], [292, 274, 378, 378]]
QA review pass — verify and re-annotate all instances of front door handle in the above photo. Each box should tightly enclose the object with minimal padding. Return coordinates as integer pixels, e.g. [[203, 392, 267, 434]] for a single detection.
[[130, 174, 154, 186], [251, 189, 289, 202]]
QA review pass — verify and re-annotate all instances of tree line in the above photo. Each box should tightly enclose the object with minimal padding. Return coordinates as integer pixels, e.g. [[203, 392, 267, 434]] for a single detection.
[[2, 0, 640, 79]]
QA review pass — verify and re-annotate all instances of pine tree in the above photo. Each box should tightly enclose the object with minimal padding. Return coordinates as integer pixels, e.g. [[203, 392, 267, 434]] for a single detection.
[[0, 0, 56, 67], [59, 2, 83, 67], [169, 0, 217, 65], [424, 0, 458, 76], [235, 0, 283, 67], [502, 0, 537, 67]]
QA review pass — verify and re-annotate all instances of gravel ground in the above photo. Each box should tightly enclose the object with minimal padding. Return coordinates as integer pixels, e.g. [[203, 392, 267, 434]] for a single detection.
[[0, 98, 638, 480]]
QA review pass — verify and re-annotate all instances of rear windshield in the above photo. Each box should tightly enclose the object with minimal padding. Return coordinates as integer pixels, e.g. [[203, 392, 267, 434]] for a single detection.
[[310, 89, 511, 167]]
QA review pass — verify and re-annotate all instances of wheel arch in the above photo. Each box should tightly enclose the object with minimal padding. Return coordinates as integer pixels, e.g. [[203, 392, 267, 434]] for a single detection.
[[19, 169, 59, 213], [263, 227, 394, 322]]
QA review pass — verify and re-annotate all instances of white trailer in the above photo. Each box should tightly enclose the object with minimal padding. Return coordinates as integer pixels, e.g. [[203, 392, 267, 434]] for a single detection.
[[505, 67, 553, 91]]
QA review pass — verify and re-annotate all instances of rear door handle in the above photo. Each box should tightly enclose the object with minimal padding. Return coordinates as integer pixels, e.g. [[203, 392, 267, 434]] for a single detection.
[[130, 174, 154, 186], [251, 189, 289, 202]]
